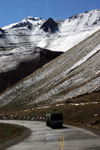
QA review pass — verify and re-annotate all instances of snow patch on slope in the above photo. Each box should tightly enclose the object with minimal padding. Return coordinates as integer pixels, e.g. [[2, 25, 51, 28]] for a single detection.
[[69, 44, 100, 72]]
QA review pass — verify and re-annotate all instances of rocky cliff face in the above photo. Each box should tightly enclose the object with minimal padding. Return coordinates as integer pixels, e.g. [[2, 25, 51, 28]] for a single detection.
[[40, 18, 58, 33]]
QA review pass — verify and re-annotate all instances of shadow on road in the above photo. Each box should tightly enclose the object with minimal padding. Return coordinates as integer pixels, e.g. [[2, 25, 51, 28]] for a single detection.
[[52, 125, 68, 130]]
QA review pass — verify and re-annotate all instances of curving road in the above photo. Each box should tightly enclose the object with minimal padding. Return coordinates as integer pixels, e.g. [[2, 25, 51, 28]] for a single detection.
[[0, 120, 100, 150]]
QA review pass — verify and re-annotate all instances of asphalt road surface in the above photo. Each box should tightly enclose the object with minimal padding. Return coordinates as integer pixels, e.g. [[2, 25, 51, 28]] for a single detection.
[[0, 120, 100, 150]]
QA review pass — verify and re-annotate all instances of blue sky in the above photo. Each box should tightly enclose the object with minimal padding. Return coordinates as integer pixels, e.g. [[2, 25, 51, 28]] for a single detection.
[[0, 0, 100, 27]]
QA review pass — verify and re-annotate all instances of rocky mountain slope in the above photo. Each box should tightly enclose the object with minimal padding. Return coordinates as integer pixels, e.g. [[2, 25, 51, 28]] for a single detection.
[[0, 28, 100, 108], [0, 47, 62, 93], [0, 9, 100, 109]]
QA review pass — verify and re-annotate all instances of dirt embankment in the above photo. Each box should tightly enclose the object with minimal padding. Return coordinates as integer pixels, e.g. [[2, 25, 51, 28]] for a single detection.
[[0, 123, 31, 150]]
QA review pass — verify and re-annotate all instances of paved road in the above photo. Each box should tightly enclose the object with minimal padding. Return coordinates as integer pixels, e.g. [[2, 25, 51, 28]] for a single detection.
[[0, 120, 100, 150]]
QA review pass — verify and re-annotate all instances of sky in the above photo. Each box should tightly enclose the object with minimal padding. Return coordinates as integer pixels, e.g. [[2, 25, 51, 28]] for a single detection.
[[0, 0, 100, 27]]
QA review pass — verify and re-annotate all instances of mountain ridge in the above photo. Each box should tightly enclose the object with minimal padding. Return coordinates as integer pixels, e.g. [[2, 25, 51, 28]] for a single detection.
[[1, 9, 100, 52]]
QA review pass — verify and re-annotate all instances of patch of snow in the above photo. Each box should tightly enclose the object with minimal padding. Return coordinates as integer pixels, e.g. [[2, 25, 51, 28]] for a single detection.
[[41, 106, 50, 108], [67, 44, 100, 72], [24, 110, 28, 112], [80, 103, 85, 105], [71, 103, 80, 106], [91, 102, 98, 104], [71, 102, 99, 106], [55, 104, 64, 106]]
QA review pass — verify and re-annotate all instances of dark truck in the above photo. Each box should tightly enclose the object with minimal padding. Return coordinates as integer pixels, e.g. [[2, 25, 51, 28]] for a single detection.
[[46, 113, 63, 128]]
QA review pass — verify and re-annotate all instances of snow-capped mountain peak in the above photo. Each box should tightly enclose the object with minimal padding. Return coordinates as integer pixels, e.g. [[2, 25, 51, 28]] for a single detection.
[[1, 9, 100, 52], [40, 18, 59, 33], [24, 16, 44, 21], [2, 9, 100, 30], [2, 16, 45, 30], [67, 9, 100, 27]]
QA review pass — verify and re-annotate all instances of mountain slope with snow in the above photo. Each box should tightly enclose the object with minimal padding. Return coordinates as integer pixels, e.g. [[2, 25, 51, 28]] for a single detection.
[[0, 9, 100, 73], [0, 28, 100, 108], [0, 47, 62, 93]]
